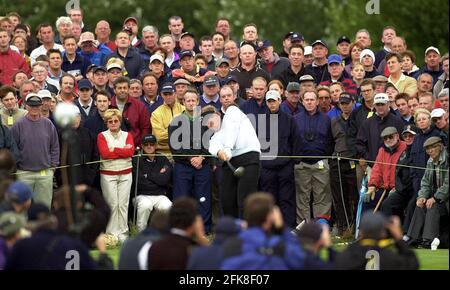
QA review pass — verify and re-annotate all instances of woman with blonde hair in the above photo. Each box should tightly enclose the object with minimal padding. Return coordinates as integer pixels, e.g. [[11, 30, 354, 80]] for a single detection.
[[97, 108, 135, 243]]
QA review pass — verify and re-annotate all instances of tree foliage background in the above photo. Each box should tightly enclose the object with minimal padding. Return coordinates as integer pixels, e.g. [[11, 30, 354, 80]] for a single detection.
[[1, 0, 448, 66]]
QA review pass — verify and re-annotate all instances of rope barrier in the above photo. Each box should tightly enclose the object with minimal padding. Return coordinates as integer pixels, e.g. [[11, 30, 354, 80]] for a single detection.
[[10, 151, 447, 176]]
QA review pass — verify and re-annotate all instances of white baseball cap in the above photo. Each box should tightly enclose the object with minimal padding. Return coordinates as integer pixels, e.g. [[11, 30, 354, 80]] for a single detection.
[[431, 108, 446, 119], [425, 46, 440, 56], [373, 93, 389, 105], [304, 45, 312, 56], [265, 90, 281, 101]]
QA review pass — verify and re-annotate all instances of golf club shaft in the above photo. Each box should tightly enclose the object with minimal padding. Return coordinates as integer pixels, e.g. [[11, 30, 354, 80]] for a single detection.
[[226, 160, 237, 172]]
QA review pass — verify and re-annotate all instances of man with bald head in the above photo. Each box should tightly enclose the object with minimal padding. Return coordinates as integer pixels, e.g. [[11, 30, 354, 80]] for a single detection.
[[95, 20, 117, 51]]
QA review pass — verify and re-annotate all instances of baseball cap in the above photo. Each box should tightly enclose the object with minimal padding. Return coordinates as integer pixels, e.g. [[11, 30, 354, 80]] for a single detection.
[[25, 93, 42, 107], [224, 75, 238, 84], [38, 89, 52, 99], [93, 66, 107, 74], [284, 31, 295, 40], [402, 124, 417, 136], [173, 78, 191, 86], [77, 79, 92, 90], [78, 32, 96, 46], [298, 74, 315, 83], [180, 31, 195, 39], [312, 39, 328, 49], [380, 126, 398, 138], [6, 182, 35, 204], [290, 33, 304, 42], [86, 64, 96, 73], [0, 212, 26, 237], [142, 134, 157, 145], [257, 40, 272, 51], [179, 50, 194, 59], [327, 54, 342, 65], [339, 92, 354, 104], [373, 93, 389, 105], [204, 75, 219, 86], [431, 108, 446, 119], [337, 35, 351, 45], [423, 136, 443, 148], [160, 83, 175, 94], [124, 16, 138, 25], [286, 82, 300, 92], [372, 75, 388, 83], [425, 46, 440, 56], [107, 62, 123, 71], [304, 45, 312, 56], [265, 90, 281, 101], [215, 58, 230, 67], [150, 54, 164, 64]]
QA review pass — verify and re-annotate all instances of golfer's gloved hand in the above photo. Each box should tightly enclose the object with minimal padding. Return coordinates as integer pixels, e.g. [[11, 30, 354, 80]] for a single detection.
[[364, 186, 376, 203]]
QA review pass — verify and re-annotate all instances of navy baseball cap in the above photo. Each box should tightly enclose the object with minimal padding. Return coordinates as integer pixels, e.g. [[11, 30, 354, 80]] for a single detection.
[[78, 79, 92, 90], [337, 35, 351, 45], [179, 50, 194, 59], [180, 31, 195, 39], [224, 75, 238, 84], [93, 66, 107, 74], [290, 33, 304, 42], [6, 182, 35, 204], [142, 134, 157, 144], [161, 83, 175, 94], [257, 40, 272, 51], [339, 92, 354, 104]]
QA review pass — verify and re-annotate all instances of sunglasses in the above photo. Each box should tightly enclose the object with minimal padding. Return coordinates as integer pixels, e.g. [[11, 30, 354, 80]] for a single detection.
[[107, 119, 120, 124]]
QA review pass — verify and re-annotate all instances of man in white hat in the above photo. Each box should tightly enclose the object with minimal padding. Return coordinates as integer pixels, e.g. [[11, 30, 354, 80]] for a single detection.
[[421, 46, 443, 86]]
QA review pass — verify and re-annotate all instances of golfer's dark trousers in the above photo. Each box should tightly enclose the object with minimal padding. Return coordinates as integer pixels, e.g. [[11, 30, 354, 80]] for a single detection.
[[172, 162, 212, 233], [329, 159, 358, 232], [259, 161, 296, 228], [407, 202, 448, 242], [220, 152, 260, 218]]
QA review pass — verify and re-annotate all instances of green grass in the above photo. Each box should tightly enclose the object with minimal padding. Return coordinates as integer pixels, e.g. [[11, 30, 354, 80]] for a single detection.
[[91, 246, 448, 270]]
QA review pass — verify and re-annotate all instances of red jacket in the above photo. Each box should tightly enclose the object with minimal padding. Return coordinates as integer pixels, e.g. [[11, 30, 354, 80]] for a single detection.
[[369, 140, 407, 189], [0, 48, 31, 85], [97, 130, 135, 175], [111, 96, 151, 146]]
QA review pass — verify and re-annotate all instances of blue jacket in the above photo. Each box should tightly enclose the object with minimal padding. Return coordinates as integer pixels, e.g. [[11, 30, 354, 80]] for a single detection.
[[106, 48, 146, 79], [240, 98, 269, 133], [261, 109, 298, 169], [140, 95, 164, 115], [419, 65, 444, 85], [62, 53, 92, 78], [78, 43, 112, 66], [410, 125, 443, 194], [199, 94, 221, 111], [221, 227, 306, 270], [280, 100, 305, 117], [293, 109, 333, 164]]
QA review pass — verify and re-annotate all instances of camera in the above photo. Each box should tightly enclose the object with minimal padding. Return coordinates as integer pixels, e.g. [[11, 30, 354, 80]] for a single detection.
[[305, 132, 315, 141]]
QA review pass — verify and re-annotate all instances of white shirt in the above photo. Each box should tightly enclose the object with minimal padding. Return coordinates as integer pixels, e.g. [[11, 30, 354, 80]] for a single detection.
[[30, 44, 64, 65], [209, 105, 261, 159]]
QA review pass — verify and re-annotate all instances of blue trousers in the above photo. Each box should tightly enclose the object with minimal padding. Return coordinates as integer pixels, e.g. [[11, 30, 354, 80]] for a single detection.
[[173, 162, 212, 233], [259, 163, 296, 228]]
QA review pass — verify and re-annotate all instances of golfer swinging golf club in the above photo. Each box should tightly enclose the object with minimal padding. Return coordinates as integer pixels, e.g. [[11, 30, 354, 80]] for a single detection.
[[208, 86, 261, 218]]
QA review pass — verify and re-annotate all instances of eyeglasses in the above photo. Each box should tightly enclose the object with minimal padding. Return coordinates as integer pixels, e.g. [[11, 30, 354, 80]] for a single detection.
[[383, 134, 396, 141], [107, 119, 120, 124]]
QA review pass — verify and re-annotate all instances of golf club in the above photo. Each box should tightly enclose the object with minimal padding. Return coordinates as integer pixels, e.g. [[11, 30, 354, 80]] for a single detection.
[[226, 160, 245, 177]]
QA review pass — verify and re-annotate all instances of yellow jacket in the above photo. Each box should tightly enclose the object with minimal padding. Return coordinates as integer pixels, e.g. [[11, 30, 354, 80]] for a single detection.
[[388, 74, 418, 96], [151, 102, 185, 155]]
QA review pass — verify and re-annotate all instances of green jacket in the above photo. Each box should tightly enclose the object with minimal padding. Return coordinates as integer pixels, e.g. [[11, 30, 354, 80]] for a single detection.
[[418, 150, 448, 203]]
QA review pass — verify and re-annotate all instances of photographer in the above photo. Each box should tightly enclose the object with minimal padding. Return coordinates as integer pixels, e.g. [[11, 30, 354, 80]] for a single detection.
[[335, 212, 419, 270]]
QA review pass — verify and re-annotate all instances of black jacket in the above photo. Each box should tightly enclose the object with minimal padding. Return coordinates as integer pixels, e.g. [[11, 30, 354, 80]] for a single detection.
[[356, 113, 404, 162], [261, 109, 298, 169], [0, 120, 21, 164], [275, 66, 307, 88], [132, 154, 172, 196], [395, 145, 414, 197], [169, 112, 211, 167], [335, 239, 419, 270]]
